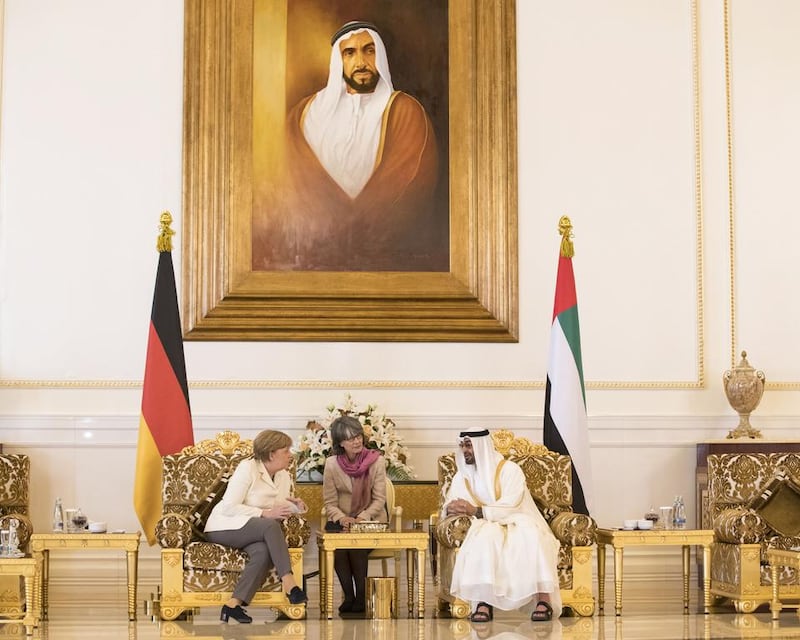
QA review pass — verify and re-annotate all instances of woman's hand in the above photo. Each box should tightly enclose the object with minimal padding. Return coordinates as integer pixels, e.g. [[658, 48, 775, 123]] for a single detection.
[[261, 504, 295, 519], [287, 497, 307, 514], [339, 516, 361, 531]]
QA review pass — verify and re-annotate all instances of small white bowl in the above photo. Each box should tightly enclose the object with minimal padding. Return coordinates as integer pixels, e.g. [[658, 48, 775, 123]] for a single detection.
[[637, 519, 654, 530], [88, 521, 107, 534], [623, 519, 637, 530]]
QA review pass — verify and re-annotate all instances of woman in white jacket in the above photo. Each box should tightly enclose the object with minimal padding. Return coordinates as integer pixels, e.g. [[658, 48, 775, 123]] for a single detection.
[[204, 430, 308, 623]]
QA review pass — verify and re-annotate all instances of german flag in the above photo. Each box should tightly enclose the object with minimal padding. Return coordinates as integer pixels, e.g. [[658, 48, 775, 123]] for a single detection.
[[134, 212, 194, 545]]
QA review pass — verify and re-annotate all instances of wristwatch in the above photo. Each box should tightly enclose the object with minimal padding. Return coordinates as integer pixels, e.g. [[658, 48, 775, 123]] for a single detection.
[[474, 507, 483, 519]]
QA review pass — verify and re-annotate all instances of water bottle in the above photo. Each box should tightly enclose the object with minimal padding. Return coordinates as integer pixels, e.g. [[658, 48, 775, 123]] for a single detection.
[[52, 497, 64, 532], [673, 495, 686, 530]]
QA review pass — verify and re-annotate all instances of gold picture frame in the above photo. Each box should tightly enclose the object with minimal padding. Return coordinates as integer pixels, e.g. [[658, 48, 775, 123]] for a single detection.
[[181, 0, 518, 341]]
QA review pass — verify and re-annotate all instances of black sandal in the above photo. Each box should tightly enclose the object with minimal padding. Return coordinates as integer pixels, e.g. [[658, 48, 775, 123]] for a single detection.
[[531, 600, 553, 622], [470, 602, 493, 623]]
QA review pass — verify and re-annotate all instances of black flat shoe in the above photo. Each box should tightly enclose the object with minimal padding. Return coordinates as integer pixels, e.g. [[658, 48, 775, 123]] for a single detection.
[[220, 604, 252, 623], [287, 586, 308, 605], [470, 602, 493, 623], [531, 600, 553, 622], [338, 599, 354, 613]]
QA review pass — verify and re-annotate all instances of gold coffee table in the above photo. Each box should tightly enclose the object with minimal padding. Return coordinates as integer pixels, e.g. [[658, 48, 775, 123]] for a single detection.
[[317, 530, 428, 619], [767, 548, 800, 619], [596, 527, 714, 615], [30, 531, 141, 621], [0, 556, 39, 635]]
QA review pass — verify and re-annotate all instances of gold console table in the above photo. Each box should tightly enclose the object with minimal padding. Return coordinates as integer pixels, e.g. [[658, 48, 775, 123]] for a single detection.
[[0, 557, 38, 635], [30, 531, 141, 621], [317, 530, 428, 620], [596, 527, 714, 616]]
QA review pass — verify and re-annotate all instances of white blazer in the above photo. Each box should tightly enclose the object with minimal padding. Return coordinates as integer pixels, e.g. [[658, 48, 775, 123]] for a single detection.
[[204, 458, 292, 533]]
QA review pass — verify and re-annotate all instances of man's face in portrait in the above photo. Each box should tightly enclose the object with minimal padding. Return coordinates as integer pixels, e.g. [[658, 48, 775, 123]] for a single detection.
[[340, 31, 379, 94], [459, 438, 475, 465]]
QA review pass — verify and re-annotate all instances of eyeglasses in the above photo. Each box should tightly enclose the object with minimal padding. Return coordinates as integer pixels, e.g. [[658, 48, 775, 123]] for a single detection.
[[342, 434, 363, 443]]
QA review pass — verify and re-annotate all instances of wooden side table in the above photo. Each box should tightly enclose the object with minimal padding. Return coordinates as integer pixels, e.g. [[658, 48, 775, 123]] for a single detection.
[[0, 557, 39, 635], [596, 528, 714, 616], [30, 531, 141, 621], [317, 530, 428, 619], [767, 548, 800, 620]]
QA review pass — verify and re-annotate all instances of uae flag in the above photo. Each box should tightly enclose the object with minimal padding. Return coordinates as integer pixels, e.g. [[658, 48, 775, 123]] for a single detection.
[[543, 216, 592, 515], [133, 214, 194, 545]]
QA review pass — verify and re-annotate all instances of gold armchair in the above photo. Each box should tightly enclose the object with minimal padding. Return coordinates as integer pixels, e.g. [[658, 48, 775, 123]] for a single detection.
[[708, 452, 800, 612], [153, 432, 311, 620], [0, 454, 32, 617], [430, 430, 596, 618]]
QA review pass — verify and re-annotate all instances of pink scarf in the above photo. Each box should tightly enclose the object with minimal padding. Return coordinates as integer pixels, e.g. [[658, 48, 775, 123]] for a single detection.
[[337, 448, 382, 517]]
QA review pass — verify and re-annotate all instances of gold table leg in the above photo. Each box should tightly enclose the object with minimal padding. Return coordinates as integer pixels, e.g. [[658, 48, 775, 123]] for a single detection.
[[702, 543, 711, 614], [597, 542, 606, 615], [325, 549, 334, 620], [126, 548, 138, 621], [406, 549, 414, 617], [682, 545, 690, 613], [417, 549, 426, 619], [613, 546, 623, 616], [771, 560, 781, 620]]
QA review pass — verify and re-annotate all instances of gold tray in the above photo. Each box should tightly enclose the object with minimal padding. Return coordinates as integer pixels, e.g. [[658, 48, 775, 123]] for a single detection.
[[351, 522, 388, 533]]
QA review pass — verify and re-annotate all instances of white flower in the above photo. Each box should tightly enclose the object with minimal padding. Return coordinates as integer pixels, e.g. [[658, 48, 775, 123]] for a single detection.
[[292, 394, 415, 479]]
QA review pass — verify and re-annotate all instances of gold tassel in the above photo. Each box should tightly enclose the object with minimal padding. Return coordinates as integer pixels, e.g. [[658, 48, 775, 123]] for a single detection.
[[156, 211, 175, 253], [558, 215, 574, 258]]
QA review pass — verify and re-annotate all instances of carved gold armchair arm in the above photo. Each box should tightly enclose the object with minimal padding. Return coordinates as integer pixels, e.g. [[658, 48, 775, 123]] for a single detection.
[[549, 511, 597, 546], [434, 514, 473, 548], [713, 507, 768, 544], [155, 513, 193, 549]]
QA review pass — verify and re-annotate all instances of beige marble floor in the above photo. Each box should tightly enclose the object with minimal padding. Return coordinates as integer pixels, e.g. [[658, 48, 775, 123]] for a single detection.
[[2, 596, 800, 640]]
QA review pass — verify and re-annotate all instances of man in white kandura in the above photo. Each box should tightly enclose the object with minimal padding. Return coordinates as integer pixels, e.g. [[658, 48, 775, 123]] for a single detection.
[[442, 429, 562, 623]]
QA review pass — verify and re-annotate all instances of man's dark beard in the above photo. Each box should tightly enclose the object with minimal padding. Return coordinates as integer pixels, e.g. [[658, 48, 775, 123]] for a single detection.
[[343, 70, 379, 93]]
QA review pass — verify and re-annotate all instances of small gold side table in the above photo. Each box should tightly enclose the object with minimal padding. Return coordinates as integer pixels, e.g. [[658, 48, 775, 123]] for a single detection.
[[30, 531, 141, 621], [317, 531, 428, 620], [767, 548, 800, 620], [596, 528, 714, 616], [0, 556, 39, 635]]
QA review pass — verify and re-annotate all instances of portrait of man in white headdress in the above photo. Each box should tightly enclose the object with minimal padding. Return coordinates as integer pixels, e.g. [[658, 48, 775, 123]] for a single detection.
[[252, 6, 449, 272]]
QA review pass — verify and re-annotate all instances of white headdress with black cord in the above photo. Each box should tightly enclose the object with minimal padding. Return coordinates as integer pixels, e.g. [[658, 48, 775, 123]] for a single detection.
[[455, 429, 504, 504], [302, 21, 394, 198]]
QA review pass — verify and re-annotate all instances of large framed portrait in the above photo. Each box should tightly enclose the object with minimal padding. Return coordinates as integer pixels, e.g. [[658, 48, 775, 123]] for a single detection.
[[182, 0, 518, 341]]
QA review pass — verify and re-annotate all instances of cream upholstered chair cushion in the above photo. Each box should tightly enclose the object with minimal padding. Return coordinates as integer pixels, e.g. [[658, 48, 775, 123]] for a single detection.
[[154, 431, 310, 621], [430, 430, 596, 618]]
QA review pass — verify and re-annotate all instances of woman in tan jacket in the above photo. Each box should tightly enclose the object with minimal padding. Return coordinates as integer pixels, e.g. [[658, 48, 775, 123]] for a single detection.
[[322, 415, 387, 615]]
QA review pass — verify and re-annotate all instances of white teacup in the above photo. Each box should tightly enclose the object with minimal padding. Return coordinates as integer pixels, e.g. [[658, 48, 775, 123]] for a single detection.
[[88, 521, 107, 534]]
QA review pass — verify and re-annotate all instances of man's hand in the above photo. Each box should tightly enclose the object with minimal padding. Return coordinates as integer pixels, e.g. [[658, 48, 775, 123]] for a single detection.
[[445, 498, 479, 517]]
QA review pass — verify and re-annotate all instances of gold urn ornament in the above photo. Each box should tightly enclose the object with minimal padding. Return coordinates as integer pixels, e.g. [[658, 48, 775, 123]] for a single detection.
[[723, 351, 765, 439]]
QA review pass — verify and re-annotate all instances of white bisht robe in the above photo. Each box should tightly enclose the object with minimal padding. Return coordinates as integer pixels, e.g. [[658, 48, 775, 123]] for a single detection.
[[444, 459, 563, 614]]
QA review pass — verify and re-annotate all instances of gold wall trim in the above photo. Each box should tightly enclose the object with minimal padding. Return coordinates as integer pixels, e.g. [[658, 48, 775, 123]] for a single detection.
[[724, 0, 738, 370], [0, 379, 704, 390], [722, 1, 795, 390], [691, 0, 706, 389]]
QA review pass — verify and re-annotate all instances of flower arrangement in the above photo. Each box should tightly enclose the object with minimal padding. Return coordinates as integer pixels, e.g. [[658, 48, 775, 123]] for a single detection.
[[293, 394, 415, 480]]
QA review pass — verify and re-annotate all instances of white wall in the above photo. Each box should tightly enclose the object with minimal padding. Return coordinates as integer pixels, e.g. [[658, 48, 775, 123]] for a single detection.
[[1, 0, 799, 603]]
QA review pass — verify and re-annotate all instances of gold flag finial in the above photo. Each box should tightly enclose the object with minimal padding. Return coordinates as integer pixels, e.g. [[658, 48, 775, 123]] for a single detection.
[[558, 215, 574, 258], [156, 211, 175, 252]]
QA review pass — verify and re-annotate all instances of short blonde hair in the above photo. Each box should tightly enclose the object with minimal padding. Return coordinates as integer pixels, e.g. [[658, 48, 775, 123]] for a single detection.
[[252, 430, 292, 462]]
